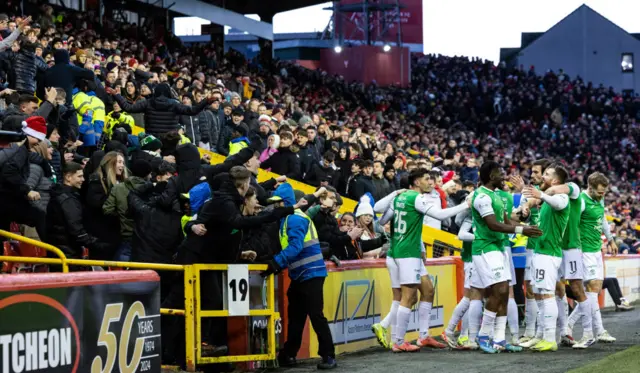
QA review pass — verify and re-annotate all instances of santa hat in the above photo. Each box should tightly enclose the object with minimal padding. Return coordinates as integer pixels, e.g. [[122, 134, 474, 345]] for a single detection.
[[22, 116, 47, 141]]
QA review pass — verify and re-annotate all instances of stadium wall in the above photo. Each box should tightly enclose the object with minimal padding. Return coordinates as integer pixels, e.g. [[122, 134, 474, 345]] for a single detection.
[[604, 255, 640, 307]]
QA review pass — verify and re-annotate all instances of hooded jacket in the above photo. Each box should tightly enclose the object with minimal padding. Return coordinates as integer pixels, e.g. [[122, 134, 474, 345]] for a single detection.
[[178, 110, 201, 145], [184, 173, 294, 263], [271, 183, 327, 282], [44, 49, 95, 105], [103, 176, 149, 239], [114, 83, 210, 137]]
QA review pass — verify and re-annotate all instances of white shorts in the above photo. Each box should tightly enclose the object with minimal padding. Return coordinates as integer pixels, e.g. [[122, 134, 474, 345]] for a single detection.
[[471, 250, 511, 289], [524, 248, 534, 282], [387, 257, 427, 288], [505, 246, 517, 287], [531, 253, 562, 294], [560, 249, 584, 280], [583, 252, 604, 282], [463, 261, 474, 289]]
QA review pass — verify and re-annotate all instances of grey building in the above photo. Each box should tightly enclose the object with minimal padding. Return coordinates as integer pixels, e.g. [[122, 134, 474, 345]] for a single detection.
[[501, 4, 640, 94]]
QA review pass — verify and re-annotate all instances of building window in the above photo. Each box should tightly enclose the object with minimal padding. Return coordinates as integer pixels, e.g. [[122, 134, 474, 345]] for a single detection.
[[622, 53, 634, 72]]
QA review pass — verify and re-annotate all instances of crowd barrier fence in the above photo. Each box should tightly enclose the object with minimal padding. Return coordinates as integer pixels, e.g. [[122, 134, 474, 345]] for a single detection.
[[0, 229, 278, 372]]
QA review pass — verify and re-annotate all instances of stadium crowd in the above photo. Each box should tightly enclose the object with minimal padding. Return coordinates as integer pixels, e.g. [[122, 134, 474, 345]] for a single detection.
[[0, 0, 639, 367]]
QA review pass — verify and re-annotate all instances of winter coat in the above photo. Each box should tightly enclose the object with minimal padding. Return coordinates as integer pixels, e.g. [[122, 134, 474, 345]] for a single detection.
[[128, 182, 183, 263], [460, 166, 479, 184], [83, 174, 121, 259], [6, 47, 48, 94], [0, 142, 33, 199], [26, 162, 55, 212], [351, 174, 376, 201], [103, 176, 148, 240], [240, 216, 280, 263], [196, 108, 216, 145], [304, 162, 337, 188], [296, 143, 317, 179], [47, 184, 110, 259], [372, 175, 393, 203], [43, 49, 94, 105], [261, 147, 301, 180], [208, 108, 222, 152], [179, 113, 201, 145], [184, 174, 294, 263], [313, 208, 358, 260], [114, 83, 209, 137], [216, 120, 235, 156]]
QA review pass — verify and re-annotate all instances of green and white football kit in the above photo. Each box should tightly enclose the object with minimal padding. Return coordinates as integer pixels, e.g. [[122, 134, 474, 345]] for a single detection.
[[456, 210, 474, 290], [580, 192, 609, 281], [532, 192, 569, 293], [560, 183, 584, 280], [524, 186, 541, 282], [470, 187, 512, 289]]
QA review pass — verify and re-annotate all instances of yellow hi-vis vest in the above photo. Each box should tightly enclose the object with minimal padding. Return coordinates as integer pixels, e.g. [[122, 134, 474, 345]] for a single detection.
[[278, 210, 320, 252]]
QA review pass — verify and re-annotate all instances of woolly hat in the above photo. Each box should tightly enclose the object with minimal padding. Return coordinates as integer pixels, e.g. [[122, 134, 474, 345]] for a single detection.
[[140, 134, 163, 152], [22, 116, 47, 141], [258, 114, 271, 127], [355, 195, 374, 218], [130, 159, 153, 178]]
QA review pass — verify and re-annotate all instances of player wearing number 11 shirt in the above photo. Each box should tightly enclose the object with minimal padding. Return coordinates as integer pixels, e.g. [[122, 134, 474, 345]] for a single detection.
[[371, 169, 469, 352]]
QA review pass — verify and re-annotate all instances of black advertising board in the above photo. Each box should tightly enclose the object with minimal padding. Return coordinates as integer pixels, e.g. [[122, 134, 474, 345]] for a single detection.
[[0, 270, 161, 373]]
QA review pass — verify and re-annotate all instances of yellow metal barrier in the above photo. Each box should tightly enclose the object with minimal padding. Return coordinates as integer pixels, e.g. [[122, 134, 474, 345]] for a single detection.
[[0, 230, 278, 371]]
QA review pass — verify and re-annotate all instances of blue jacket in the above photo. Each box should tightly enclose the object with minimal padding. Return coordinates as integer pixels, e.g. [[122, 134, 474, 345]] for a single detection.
[[272, 183, 327, 282]]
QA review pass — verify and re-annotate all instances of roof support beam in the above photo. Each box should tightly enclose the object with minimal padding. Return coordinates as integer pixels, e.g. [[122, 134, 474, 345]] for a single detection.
[[136, 0, 274, 40]]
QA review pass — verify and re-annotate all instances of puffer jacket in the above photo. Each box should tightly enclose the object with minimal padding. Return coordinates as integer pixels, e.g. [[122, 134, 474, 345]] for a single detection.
[[196, 108, 215, 145], [26, 162, 55, 212], [7, 47, 48, 94], [209, 108, 222, 152], [103, 176, 149, 240], [114, 83, 210, 137]]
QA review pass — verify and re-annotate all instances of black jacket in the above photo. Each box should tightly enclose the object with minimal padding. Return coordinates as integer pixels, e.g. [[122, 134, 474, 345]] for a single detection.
[[304, 162, 337, 188], [261, 147, 301, 180], [6, 47, 48, 94], [372, 175, 393, 203], [208, 108, 222, 151], [128, 182, 183, 264], [179, 113, 201, 145], [216, 120, 235, 156], [0, 143, 48, 198], [250, 175, 277, 206], [313, 208, 358, 260], [351, 174, 376, 201], [184, 175, 294, 263], [83, 174, 121, 259], [240, 214, 280, 263], [195, 108, 216, 145], [114, 83, 209, 137], [44, 49, 95, 106], [296, 143, 317, 179], [47, 184, 109, 258]]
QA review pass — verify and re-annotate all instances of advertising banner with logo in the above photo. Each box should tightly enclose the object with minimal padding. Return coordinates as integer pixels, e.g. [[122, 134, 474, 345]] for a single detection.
[[604, 255, 640, 307], [305, 258, 460, 357], [0, 271, 161, 373], [338, 0, 423, 45]]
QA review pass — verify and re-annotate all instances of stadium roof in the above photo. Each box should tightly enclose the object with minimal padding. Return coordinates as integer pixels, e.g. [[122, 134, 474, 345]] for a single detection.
[[199, 0, 328, 17]]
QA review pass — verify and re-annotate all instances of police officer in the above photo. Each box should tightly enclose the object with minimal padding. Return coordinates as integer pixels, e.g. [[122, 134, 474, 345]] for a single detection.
[[262, 183, 337, 370]]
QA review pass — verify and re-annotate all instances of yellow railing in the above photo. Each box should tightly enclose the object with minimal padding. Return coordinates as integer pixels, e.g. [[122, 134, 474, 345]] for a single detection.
[[0, 230, 277, 371]]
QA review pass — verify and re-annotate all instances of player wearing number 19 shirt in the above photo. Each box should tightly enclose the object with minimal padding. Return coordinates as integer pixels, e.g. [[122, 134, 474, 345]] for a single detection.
[[471, 161, 542, 354], [372, 169, 468, 352], [522, 163, 571, 352]]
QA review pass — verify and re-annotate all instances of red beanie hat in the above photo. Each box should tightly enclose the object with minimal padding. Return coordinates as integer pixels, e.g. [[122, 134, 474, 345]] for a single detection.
[[442, 170, 455, 184], [22, 116, 47, 141]]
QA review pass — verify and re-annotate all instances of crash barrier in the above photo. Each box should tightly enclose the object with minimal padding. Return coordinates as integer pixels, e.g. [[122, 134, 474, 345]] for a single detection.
[[0, 229, 278, 372], [199, 149, 463, 255]]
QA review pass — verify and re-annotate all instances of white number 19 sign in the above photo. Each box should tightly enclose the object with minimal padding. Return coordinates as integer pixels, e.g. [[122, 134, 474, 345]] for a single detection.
[[226, 265, 249, 316]]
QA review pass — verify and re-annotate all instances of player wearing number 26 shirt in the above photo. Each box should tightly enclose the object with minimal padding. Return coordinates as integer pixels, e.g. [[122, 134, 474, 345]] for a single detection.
[[371, 170, 468, 353], [263, 183, 337, 370]]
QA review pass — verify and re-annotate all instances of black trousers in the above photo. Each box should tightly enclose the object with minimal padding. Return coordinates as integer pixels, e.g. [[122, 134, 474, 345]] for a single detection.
[[281, 277, 335, 359], [161, 248, 226, 365], [513, 267, 526, 321], [0, 197, 47, 242]]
